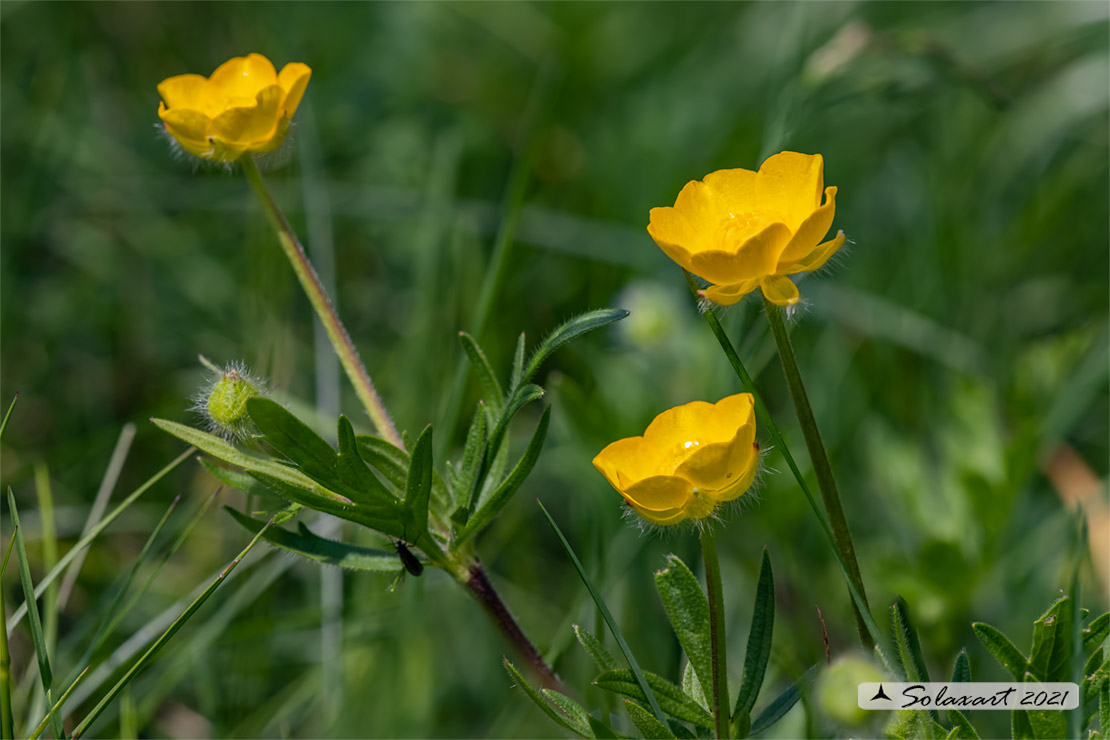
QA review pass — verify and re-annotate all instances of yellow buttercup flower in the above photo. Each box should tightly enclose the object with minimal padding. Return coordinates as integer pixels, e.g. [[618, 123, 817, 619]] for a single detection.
[[593, 394, 759, 526], [157, 53, 311, 162], [647, 151, 846, 306]]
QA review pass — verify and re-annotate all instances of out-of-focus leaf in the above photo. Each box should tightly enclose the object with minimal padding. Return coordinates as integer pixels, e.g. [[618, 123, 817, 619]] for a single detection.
[[748, 665, 816, 736], [594, 669, 714, 728], [519, 308, 629, 388]]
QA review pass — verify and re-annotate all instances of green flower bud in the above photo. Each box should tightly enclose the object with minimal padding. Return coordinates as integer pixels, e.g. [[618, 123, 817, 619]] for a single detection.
[[192, 359, 267, 440]]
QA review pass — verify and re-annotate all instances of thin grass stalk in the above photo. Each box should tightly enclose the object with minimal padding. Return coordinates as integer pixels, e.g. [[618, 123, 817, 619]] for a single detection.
[[1, 532, 17, 740], [700, 524, 730, 739], [70, 517, 276, 739], [761, 294, 871, 646], [28, 667, 88, 740], [238, 155, 403, 450], [684, 272, 881, 648]]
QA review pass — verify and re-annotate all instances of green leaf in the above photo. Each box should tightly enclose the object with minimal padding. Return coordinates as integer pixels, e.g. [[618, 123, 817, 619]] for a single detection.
[[510, 332, 526, 390], [247, 470, 405, 539], [892, 596, 931, 683], [466, 384, 545, 517], [748, 664, 816, 736], [519, 309, 629, 388], [654, 555, 712, 704], [973, 622, 1029, 681], [336, 416, 394, 503], [455, 407, 550, 548], [947, 709, 980, 739], [538, 501, 667, 725], [1099, 680, 1109, 738], [354, 434, 451, 510], [574, 624, 618, 672], [736, 549, 774, 717], [153, 418, 345, 503], [1, 527, 15, 740], [1011, 709, 1035, 740], [0, 394, 17, 441], [504, 659, 592, 738], [587, 715, 618, 740], [452, 403, 488, 515], [404, 425, 434, 543], [1029, 596, 1073, 682], [542, 688, 593, 730], [1084, 613, 1109, 654], [951, 648, 971, 683], [459, 332, 504, 413], [247, 398, 350, 494], [226, 508, 404, 572], [595, 669, 714, 729], [8, 488, 63, 740], [199, 458, 275, 499], [681, 661, 708, 713], [624, 700, 677, 739]]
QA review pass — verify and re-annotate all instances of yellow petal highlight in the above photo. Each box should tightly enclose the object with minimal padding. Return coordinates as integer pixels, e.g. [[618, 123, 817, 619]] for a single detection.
[[760, 275, 800, 306], [777, 186, 837, 266], [703, 167, 757, 212], [673, 179, 730, 243], [782, 230, 846, 276], [675, 423, 756, 496], [687, 221, 790, 285], [755, 151, 824, 232], [209, 53, 278, 99], [278, 63, 312, 116]]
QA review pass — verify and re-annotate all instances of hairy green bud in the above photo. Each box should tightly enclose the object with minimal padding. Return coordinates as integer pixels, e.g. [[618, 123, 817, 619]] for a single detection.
[[192, 359, 267, 440]]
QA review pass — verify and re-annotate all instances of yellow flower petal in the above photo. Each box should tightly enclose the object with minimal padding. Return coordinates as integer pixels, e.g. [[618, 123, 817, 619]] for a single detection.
[[278, 62, 312, 116], [157, 74, 212, 113], [158, 104, 212, 157], [755, 151, 824, 232], [782, 230, 846, 276], [628, 501, 690, 526], [209, 53, 278, 100], [647, 206, 701, 270], [622, 475, 692, 511], [642, 400, 714, 460], [760, 275, 801, 306], [209, 84, 284, 148], [686, 221, 790, 285], [593, 437, 663, 491], [776, 186, 837, 267], [699, 278, 761, 306], [673, 179, 730, 245], [703, 167, 757, 212]]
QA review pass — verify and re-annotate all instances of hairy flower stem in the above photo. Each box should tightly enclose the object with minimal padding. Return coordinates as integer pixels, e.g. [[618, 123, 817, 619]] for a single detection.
[[464, 561, 564, 691], [761, 295, 871, 646], [684, 271, 880, 649], [239, 155, 403, 449], [700, 525, 730, 740]]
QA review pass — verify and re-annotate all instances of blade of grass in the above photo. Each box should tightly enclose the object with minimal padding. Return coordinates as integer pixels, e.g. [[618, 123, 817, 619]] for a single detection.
[[7, 447, 194, 634], [58, 423, 136, 609], [7, 488, 64, 739], [537, 500, 667, 725], [28, 666, 89, 740], [1, 529, 17, 739], [0, 394, 17, 440], [70, 516, 276, 739], [32, 463, 59, 662]]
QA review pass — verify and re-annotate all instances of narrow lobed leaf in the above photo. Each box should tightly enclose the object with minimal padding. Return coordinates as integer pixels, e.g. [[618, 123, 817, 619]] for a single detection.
[[594, 669, 715, 729], [575, 624, 619, 672], [403, 425, 435, 547], [736, 549, 775, 717], [509, 332, 527, 391], [226, 508, 404, 572], [973, 622, 1029, 681], [655, 555, 713, 704], [1083, 613, 1110, 654], [951, 648, 972, 683], [519, 308, 630, 389], [1028, 596, 1073, 682], [458, 332, 505, 413], [504, 659, 593, 738], [336, 416, 395, 504], [947, 709, 980, 739], [624, 700, 677, 739], [748, 664, 817, 736], [892, 597, 931, 683]]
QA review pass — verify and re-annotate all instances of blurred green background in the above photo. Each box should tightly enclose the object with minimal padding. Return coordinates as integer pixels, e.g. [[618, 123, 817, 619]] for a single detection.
[[2, 2, 1107, 737]]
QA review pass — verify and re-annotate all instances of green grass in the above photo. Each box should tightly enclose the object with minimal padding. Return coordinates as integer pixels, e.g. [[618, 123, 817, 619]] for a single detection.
[[1, 2, 1107, 737]]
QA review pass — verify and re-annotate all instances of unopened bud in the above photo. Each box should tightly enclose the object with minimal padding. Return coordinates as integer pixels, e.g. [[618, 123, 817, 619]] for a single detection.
[[192, 359, 267, 440]]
